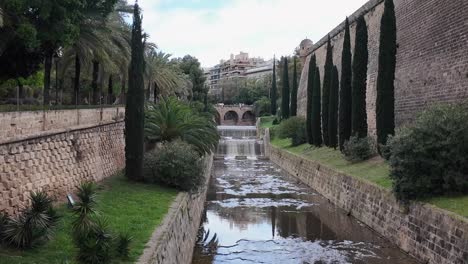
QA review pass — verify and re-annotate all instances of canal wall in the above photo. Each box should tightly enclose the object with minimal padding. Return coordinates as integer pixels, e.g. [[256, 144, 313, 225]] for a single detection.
[[263, 129, 468, 264], [138, 155, 214, 264]]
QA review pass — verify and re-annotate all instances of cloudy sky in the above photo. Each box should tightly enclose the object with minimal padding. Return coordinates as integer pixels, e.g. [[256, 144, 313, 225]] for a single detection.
[[137, 0, 368, 67]]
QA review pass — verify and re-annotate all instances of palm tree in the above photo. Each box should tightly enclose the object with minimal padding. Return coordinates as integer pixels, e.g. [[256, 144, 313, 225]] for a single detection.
[[145, 97, 219, 155]]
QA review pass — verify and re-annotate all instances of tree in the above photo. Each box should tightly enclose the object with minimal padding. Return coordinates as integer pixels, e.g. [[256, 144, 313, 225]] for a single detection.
[[177, 55, 206, 102], [125, 3, 145, 181], [312, 67, 322, 147], [306, 55, 316, 144], [339, 17, 352, 151], [322, 36, 333, 146], [290, 56, 298, 116], [328, 66, 339, 149], [281, 57, 290, 119], [376, 0, 397, 149], [271, 56, 277, 115], [352, 16, 369, 138]]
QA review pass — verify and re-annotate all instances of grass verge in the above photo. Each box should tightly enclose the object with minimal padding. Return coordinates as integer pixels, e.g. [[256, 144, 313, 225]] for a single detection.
[[0, 173, 178, 263], [259, 116, 275, 129]]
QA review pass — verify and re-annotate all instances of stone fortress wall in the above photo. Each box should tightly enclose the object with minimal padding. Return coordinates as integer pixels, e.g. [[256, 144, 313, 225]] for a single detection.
[[296, 0, 468, 136]]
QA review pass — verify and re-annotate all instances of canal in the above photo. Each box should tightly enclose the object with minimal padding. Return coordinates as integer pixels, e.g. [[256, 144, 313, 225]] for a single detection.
[[192, 126, 419, 264]]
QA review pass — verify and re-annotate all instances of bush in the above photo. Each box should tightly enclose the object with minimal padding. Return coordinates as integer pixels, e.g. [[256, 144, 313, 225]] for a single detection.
[[342, 136, 375, 162], [291, 120, 307, 147], [277, 116, 306, 139], [143, 140, 204, 192], [272, 118, 279, 125], [253, 97, 271, 117], [387, 103, 468, 201]]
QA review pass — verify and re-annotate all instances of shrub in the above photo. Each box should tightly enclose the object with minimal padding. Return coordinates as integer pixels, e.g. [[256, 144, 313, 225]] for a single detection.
[[253, 97, 271, 117], [277, 116, 306, 139], [115, 233, 132, 259], [143, 140, 204, 192], [387, 103, 468, 201], [2, 192, 60, 249], [342, 136, 375, 162], [76, 218, 114, 264], [272, 118, 279, 125], [291, 120, 307, 147]]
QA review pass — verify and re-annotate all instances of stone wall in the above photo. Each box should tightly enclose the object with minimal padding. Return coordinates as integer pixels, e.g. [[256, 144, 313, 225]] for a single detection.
[[0, 107, 125, 144], [0, 121, 125, 215], [138, 156, 213, 264], [263, 130, 468, 264], [297, 0, 468, 136]]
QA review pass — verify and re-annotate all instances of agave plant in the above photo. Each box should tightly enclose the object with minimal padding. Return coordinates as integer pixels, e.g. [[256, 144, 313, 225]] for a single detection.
[[72, 182, 99, 240], [76, 217, 114, 264], [145, 97, 219, 155], [115, 232, 133, 259]]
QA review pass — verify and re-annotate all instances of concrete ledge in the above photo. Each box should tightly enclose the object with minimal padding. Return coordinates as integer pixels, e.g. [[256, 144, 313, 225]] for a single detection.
[[138, 155, 213, 264], [264, 129, 468, 264]]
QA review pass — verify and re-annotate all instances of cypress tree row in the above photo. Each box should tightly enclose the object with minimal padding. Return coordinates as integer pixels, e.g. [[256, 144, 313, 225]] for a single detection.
[[339, 17, 352, 151], [351, 16, 369, 138], [271, 57, 277, 115], [306, 55, 317, 144], [376, 0, 397, 148], [312, 67, 322, 147], [125, 3, 146, 181], [281, 57, 290, 120], [328, 66, 339, 149], [290, 56, 298, 116], [322, 36, 333, 146]]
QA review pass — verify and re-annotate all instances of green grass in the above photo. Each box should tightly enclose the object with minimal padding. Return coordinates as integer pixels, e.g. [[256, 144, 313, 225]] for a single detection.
[[270, 137, 468, 218], [259, 116, 275, 129], [0, 173, 178, 264]]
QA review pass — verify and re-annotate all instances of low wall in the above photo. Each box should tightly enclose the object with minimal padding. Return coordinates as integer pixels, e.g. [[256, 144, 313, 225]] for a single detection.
[[264, 130, 468, 264], [0, 121, 125, 215], [138, 155, 213, 264], [0, 107, 125, 144]]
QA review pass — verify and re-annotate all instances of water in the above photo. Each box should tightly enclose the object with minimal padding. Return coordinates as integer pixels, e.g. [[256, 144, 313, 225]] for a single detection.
[[217, 126, 264, 159], [192, 127, 419, 264]]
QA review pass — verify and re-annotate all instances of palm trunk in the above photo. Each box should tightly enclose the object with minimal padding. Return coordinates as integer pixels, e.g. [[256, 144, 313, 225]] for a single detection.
[[146, 80, 151, 101], [153, 81, 159, 103], [73, 54, 81, 106], [108, 75, 113, 104], [43, 50, 53, 105], [92, 60, 99, 105]]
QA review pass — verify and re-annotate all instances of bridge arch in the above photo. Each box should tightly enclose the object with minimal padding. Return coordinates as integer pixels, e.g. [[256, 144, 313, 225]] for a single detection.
[[224, 111, 239, 125], [215, 104, 256, 126]]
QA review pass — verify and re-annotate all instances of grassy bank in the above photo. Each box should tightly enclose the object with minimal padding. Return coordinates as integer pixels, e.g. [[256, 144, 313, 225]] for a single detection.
[[0, 173, 178, 263], [259, 116, 275, 129]]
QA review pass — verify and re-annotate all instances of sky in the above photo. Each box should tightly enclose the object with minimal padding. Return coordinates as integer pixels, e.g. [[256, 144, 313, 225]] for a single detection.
[[136, 0, 369, 68]]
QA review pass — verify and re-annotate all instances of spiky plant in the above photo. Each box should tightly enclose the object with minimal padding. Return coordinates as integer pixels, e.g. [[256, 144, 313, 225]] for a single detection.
[[76, 218, 114, 264], [115, 233, 133, 259], [72, 182, 99, 240]]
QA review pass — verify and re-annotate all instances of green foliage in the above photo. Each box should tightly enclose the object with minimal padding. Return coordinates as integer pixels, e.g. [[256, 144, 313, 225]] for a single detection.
[[253, 96, 271, 117], [271, 58, 278, 115], [352, 16, 369, 138], [342, 136, 375, 162], [2, 192, 60, 249], [76, 218, 114, 264], [125, 3, 146, 181], [177, 55, 207, 102], [306, 55, 316, 145], [115, 233, 132, 259], [277, 116, 306, 139], [143, 141, 204, 192], [233, 78, 269, 105], [272, 118, 280, 125], [339, 17, 353, 151], [72, 182, 98, 239], [312, 68, 322, 147], [291, 120, 307, 147], [376, 0, 397, 150], [322, 36, 333, 146], [290, 56, 298, 116], [145, 97, 219, 155], [328, 66, 339, 149], [387, 103, 468, 201], [281, 57, 290, 119]]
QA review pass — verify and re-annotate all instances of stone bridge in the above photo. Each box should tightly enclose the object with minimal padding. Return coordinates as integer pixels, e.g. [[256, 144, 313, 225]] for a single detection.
[[214, 104, 255, 126]]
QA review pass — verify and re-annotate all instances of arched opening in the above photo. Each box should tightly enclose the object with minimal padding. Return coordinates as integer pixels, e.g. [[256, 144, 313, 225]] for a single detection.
[[241, 110, 255, 125], [224, 111, 239, 125]]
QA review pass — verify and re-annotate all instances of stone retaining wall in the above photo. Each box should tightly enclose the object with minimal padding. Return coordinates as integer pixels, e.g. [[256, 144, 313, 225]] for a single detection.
[[0, 121, 125, 215], [0, 107, 125, 144], [138, 155, 213, 264], [264, 129, 468, 264]]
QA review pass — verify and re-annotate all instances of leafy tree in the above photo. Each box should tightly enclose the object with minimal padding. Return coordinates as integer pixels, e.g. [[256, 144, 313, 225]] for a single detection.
[[322, 36, 333, 146], [328, 66, 339, 149], [281, 57, 290, 119], [312, 67, 322, 147], [339, 17, 352, 151], [177, 55, 207, 102], [290, 56, 298, 116], [306, 55, 316, 144], [125, 3, 146, 182], [352, 16, 369, 138], [271, 57, 277, 115], [376, 0, 397, 149]]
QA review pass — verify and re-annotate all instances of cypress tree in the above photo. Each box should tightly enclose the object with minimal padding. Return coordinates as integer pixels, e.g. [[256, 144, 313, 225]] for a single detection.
[[339, 17, 352, 151], [376, 0, 397, 148], [306, 55, 317, 144], [281, 57, 290, 119], [352, 16, 368, 138], [290, 56, 298, 116], [271, 56, 277, 115], [328, 66, 339, 149], [322, 36, 333, 146], [312, 67, 322, 147], [125, 3, 146, 181]]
